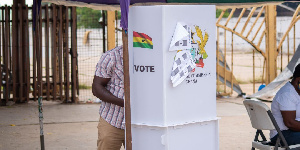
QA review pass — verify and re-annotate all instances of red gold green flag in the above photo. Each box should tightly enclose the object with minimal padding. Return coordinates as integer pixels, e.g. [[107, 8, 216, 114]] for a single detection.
[[133, 31, 153, 49]]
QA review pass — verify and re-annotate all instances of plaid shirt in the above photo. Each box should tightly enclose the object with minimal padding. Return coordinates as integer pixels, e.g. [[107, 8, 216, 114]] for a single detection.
[[95, 46, 125, 129]]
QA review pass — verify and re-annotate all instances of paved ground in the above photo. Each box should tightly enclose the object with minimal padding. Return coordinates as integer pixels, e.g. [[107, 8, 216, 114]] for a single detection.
[[0, 97, 272, 150]]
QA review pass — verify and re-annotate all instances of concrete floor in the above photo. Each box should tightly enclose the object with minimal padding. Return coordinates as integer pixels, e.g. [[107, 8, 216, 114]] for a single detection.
[[0, 97, 271, 150]]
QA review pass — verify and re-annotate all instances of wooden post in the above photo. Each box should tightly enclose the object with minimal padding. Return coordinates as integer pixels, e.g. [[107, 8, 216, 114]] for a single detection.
[[12, 4, 17, 102], [107, 11, 116, 50], [287, 33, 290, 62], [63, 6, 70, 102], [45, 5, 50, 101], [19, 3, 24, 102], [38, 5, 43, 97], [231, 32, 233, 94], [52, 4, 57, 100], [0, 7, 3, 104], [4, 6, 10, 102], [58, 6, 63, 101], [33, 4, 37, 100], [115, 11, 119, 46], [265, 5, 277, 85], [71, 6, 78, 103], [253, 48, 255, 93], [0, 7, 2, 104], [216, 27, 219, 94], [123, 30, 132, 150], [21, 3, 28, 102], [25, 5, 30, 102], [224, 29, 226, 94]]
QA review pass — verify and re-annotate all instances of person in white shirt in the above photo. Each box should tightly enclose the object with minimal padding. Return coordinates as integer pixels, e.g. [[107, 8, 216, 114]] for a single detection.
[[270, 63, 300, 146]]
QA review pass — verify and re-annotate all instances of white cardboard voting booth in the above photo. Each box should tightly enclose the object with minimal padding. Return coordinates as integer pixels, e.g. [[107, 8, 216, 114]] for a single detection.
[[131, 120, 219, 150], [128, 5, 218, 150]]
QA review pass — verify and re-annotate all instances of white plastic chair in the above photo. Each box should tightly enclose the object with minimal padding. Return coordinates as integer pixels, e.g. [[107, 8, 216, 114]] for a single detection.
[[243, 99, 300, 150]]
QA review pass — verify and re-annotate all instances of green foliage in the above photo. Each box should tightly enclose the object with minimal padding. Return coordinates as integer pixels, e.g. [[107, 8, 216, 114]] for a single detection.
[[76, 8, 121, 28], [216, 9, 230, 18], [77, 7, 102, 28], [79, 84, 92, 89], [250, 77, 264, 84], [117, 11, 121, 20]]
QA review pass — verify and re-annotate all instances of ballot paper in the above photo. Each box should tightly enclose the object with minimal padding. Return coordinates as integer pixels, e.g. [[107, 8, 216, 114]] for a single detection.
[[171, 50, 196, 87], [169, 22, 191, 51]]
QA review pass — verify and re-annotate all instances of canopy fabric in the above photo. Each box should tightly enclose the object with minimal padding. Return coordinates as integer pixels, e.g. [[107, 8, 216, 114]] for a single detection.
[[43, 0, 286, 10], [43, 0, 286, 5], [42, 0, 286, 29], [43, 0, 121, 10], [168, 0, 283, 3], [120, 0, 130, 29], [43, 0, 168, 10]]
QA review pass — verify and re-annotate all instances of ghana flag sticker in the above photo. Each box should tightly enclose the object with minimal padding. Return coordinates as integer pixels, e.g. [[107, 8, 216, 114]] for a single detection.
[[133, 31, 153, 49]]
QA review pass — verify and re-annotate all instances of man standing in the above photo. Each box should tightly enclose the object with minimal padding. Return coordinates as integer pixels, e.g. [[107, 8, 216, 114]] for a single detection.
[[92, 46, 125, 150], [270, 63, 300, 146]]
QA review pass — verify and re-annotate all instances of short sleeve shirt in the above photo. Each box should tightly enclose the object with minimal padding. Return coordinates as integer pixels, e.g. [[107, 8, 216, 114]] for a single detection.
[[95, 46, 125, 129], [270, 82, 300, 138]]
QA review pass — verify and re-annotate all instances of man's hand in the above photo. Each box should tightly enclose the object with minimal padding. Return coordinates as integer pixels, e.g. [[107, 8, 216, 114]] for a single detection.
[[281, 111, 300, 131], [92, 76, 124, 107]]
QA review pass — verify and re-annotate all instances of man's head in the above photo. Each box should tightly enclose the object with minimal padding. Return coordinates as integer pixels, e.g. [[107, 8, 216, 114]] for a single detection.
[[292, 63, 300, 94], [293, 63, 300, 79]]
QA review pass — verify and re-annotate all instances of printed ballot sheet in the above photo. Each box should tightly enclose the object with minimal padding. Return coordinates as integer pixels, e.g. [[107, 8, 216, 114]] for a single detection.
[[169, 22, 191, 51]]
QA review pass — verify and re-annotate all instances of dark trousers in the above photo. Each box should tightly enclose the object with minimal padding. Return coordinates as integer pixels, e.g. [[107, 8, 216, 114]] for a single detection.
[[271, 129, 300, 146]]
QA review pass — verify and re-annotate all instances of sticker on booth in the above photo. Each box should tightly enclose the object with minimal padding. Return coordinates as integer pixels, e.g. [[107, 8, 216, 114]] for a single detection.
[[169, 22, 211, 87], [133, 31, 153, 49]]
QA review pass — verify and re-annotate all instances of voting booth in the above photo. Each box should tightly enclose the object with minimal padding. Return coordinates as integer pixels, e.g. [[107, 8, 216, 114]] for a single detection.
[[128, 5, 218, 150]]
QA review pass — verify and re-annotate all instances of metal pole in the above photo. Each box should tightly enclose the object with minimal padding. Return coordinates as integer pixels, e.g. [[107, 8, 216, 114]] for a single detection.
[[38, 97, 45, 150]]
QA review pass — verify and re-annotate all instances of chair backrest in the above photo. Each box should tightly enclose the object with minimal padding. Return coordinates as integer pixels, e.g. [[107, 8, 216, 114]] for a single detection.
[[243, 99, 275, 130]]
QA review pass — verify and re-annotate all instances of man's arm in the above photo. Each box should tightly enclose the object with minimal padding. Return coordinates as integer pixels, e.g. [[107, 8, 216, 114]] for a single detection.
[[92, 75, 124, 107], [281, 111, 300, 131]]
